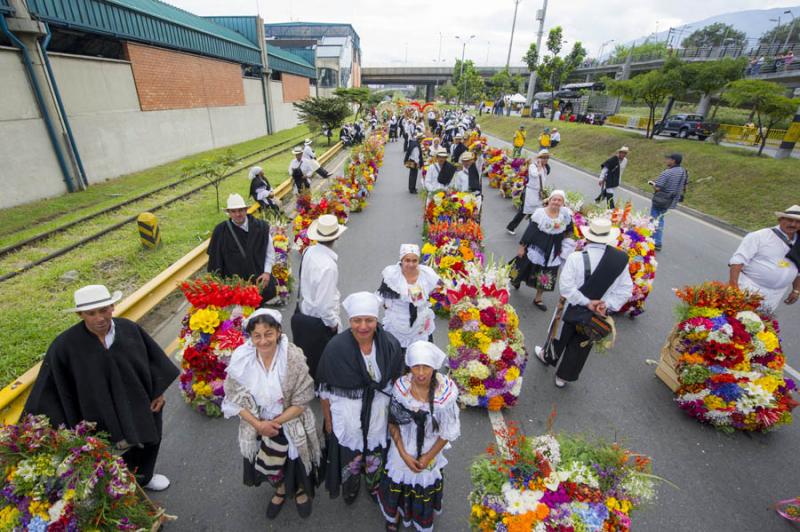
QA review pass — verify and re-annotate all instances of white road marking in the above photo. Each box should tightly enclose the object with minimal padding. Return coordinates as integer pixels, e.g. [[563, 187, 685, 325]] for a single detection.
[[487, 409, 509, 455]]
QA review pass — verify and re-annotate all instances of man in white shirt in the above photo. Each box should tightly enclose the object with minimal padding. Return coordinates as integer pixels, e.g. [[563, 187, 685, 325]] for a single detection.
[[302, 138, 332, 178], [288, 147, 315, 193], [536, 218, 632, 388], [290, 214, 347, 381], [424, 148, 456, 193], [729, 205, 800, 311]]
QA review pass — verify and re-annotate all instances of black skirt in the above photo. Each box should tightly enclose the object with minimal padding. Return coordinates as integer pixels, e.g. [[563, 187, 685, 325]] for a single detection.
[[243, 433, 319, 498]]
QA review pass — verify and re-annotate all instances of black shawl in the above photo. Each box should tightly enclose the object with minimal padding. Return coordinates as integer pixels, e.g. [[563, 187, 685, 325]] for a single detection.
[[450, 143, 467, 163], [405, 140, 423, 166], [207, 214, 270, 281], [520, 214, 573, 263], [467, 164, 482, 193], [249, 175, 272, 204], [600, 155, 622, 189], [316, 327, 404, 452], [24, 318, 179, 446], [377, 281, 417, 327], [437, 161, 457, 186]]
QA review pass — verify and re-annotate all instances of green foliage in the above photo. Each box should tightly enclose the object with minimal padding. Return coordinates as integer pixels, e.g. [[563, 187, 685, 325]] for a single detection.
[[469, 456, 506, 495], [453, 59, 485, 103], [557, 434, 642, 493], [724, 79, 799, 154], [682, 58, 747, 96], [486, 69, 520, 98], [333, 87, 371, 119], [293, 96, 352, 135], [436, 81, 458, 102], [680, 365, 712, 385], [523, 41, 538, 71], [609, 68, 682, 137], [611, 42, 667, 62], [681, 23, 747, 48], [759, 22, 800, 49], [181, 149, 237, 210], [534, 27, 587, 118]]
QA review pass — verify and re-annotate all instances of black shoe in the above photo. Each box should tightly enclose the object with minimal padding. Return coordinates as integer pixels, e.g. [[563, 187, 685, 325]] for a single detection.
[[654, 244, 662, 252], [267, 493, 286, 519], [295, 492, 312, 519], [533, 300, 548, 311], [409, 189, 417, 194]]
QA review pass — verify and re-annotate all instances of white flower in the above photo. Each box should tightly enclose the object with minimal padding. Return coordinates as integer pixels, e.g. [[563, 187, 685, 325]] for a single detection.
[[510, 379, 523, 396], [530, 434, 560, 467], [487, 341, 505, 361], [48, 498, 67, 522]]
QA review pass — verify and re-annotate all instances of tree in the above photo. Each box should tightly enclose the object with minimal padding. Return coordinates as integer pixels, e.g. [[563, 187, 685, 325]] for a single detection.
[[608, 70, 678, 138], [486, 69, 517, 99], [523, 42, 538, 72], [436, 82, 458, 102], [293, 96, 351, 145], [535, 27, 587, 120], [681, 23, 747, 48], [452, 59, 485, 104], [759, 23, 800, 50], [723, 79, 799, 155], [682, 58, 747, 116], [182, 149, 236, 211], [333, 87, 370, 119], [610, 42, 667, 63]]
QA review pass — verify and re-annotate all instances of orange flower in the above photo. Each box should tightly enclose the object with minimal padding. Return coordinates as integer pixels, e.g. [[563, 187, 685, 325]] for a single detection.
[[488, 395, 506, 411], [535, 503, 550, 520]]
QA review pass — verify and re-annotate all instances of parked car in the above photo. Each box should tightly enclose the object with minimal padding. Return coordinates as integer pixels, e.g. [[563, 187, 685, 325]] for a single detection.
[[654, 114, 718, 141]]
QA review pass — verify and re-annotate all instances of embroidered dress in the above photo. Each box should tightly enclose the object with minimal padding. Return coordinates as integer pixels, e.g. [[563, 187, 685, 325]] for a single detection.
[[377, 264, 442, 348], [377, 374, 461, 532], [522, 207, 575, 291]]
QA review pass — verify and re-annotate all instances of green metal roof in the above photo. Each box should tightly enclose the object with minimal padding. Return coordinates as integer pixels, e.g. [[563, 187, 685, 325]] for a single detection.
[[26, 0, 262, 66], [204, 16, 259, 47], [267, 44, 316, 79], [0, 0, 14, 14]]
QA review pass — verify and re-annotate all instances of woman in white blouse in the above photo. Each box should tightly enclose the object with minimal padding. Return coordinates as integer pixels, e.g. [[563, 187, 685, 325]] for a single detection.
[[377, 341, 460, 532], [377, 244, 442, 350], [222, 309, 322, 520], [515, 189, 575, 311]]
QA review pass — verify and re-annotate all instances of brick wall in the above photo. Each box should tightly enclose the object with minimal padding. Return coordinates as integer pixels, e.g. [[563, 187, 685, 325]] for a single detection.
[[281, 73, 310, 102], [124, 42, 244, 111]]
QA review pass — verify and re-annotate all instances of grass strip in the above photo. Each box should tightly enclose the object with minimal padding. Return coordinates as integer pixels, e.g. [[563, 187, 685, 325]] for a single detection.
[[479, 115, 798, 231], [0, 132, 335, 386]]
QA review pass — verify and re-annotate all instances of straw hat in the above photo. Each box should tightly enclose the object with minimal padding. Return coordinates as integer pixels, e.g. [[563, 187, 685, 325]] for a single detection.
[[618, 146, 630, 153], [67, 284, 122, 312], [304, 138, 313, 145], [307, 214, 347, 242], [775, 204, 800, 221], [536, 149, 550, 159], [459, 151, 475, 162], [580, 218, 620, 245], [225, 193, 248, 210], [292, 147, 303, 155]]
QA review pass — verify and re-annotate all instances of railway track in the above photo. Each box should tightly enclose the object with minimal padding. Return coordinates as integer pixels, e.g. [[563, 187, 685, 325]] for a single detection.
[[0, 134, 333, 283]]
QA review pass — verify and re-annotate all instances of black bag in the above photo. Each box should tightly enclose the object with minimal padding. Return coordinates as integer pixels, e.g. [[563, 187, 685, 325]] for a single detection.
[[561, 251, 614, 342], [508, 255, 533, 289], [651, 189, 674, 211]]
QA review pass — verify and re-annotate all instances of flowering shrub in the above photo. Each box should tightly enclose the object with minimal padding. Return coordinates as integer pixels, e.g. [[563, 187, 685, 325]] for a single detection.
[[0, 416, 163, 531], [470, 422, 658, 532], [672, 282, 797, 432]]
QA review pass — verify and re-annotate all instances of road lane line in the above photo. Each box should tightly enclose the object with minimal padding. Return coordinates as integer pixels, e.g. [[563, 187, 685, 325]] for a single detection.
[[487, 409, 509, 455]]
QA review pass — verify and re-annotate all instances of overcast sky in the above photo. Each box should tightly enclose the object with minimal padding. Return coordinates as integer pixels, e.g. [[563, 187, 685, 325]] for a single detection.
[[169, 0, 797, 66]]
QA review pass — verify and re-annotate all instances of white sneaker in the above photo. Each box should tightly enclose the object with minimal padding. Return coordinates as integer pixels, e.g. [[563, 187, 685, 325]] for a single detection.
[[554, 377, 567, 388], [534, 346, 547, 365], [506, 228, 516, 235], [144, 473, 170, 491]]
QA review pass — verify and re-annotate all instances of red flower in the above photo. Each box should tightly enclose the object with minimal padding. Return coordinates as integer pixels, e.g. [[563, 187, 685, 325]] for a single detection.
[[480, 307, 499, 327]]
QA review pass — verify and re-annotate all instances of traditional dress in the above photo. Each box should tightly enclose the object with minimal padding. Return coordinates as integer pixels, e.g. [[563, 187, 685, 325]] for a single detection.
[[405, 140, 423, 194], [519, 206, 575, 291], [377, 342, 460, 532], [377, 263, 441, 348], [248, 167, 279, 213], [597, 154, 627, 208], [424, 161, 457, 193], [207, 214, 275, 303], [553, 243, 632, 381], [453, 164, 482, 195], [730, 226, 799, 311], [506, 162, 549, 233], [449, 142, 466, 164], [25, 318, 179, 484], [317, 327, 404, 502], [223, 335, 322, 498]]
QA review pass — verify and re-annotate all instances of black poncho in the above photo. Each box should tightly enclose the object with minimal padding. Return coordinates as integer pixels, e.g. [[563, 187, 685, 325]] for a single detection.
[[207, 214, 270, 281], [24, 318, 179, 446]]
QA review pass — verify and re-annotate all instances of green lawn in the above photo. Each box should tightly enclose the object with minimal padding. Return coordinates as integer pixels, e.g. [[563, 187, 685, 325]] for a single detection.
[[0, 127, 337, 387], [480, 115, 799, 231]]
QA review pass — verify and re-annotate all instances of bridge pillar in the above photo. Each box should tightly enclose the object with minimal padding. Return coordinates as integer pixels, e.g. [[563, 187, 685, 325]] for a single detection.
[[425, 84, 435, 102]]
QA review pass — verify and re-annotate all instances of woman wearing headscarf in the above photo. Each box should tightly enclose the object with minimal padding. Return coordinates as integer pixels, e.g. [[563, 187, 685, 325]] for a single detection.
[[506, 149, 551, 235], [515, 189, 575, 311], [248, 166, 279, 214], [377, 341, 460, 532], [377, 244, 442, 350], [317, 292, 405, 505], [222, 309, 322, 520]]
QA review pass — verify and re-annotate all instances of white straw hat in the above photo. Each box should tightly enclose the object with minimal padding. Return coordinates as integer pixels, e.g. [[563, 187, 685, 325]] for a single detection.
[[67, 284, 122, 312], [225, 193, 248, 210], [580, 218, 620, 245], [307, 214, 347, 242], [775, 204, 800, 221]]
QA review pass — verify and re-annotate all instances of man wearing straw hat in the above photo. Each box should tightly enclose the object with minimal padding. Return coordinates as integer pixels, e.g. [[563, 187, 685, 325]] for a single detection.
[[302, 138, 332, 178], [449, 133, 467, 164], [25, 285, 179, 491], [288, 147, 315, 193], [534, 218, 632, 388], [291, 214, 347, 381], [208, 193, 277, 304], [595, 146, 629, 209], [729, 205, 800, 312]]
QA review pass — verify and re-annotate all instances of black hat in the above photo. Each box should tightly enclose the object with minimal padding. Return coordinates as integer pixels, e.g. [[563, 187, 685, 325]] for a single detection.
[[665, 153, 683, 165]]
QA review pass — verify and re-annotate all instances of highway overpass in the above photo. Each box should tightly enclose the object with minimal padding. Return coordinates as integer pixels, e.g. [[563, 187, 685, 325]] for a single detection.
[[361, 66, 529, 100]]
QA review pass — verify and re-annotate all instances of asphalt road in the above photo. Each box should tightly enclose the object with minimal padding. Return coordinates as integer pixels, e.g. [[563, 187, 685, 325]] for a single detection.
[[148, 137, 800, 531]]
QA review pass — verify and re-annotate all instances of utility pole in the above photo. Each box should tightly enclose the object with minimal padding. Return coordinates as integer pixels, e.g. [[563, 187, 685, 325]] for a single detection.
[[506, 0, 522, 70], [782, 10, 795, 53], [525, 0, 548, 106], [456, 34, 476, 105], [437, 32, 443, 64]]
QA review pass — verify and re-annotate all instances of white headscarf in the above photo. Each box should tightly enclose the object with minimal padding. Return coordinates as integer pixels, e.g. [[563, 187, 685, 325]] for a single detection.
[[342, 292, 381, 319], [225, 334, 288, 416], [248, 166, 263, 180], [243, 308, 282, 330], [399, 243, 420, 261], [405, 340, 446, 369]]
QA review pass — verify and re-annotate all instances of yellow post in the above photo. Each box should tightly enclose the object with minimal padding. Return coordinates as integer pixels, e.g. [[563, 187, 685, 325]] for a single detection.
[[137, 212, 161, 249]]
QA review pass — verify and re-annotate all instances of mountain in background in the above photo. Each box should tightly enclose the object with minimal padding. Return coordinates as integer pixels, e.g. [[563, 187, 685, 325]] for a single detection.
[[622, 5, 800, 49]]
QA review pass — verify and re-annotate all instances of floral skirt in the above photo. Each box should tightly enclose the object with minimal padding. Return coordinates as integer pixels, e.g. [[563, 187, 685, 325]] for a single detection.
[[323, 431, 385, 502], [377, 472, 444, 532], [528, 264, 559, 291]]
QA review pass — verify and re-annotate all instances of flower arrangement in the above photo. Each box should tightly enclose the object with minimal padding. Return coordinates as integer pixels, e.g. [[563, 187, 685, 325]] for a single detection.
[[260, 210, 293, 306], [486, 149, 509, 189], [292, 193, 349, 253], [446, 260, 528, 410], [0, 415, 164, 531], [178, 276, 261, 417], [670, 282, 797, 432], [469, 422, 658, 532], [424, 190, 481, 232]]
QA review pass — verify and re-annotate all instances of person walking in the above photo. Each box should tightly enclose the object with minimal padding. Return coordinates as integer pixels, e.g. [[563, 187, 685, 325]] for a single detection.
[[595, 147, 629, 209], [512, 125, 526, 158], [648, 153, 689, 252], [506, 150, 550, 235], [222, 309, 322, 519], [729, 205, 800, 312], [405, 132, 424, 194]]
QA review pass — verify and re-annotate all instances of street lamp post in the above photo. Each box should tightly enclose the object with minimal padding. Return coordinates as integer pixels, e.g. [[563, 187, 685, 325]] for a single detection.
[[506, 0, 522, 70], [598, 39, 614, 63], [525, 0, 549, 106], [782, 10, 796, 53], [456, 34, 476, 105], [769, 17, 782, 54]]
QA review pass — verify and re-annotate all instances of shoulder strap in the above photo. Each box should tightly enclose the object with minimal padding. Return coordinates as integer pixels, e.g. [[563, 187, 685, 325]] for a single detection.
[[771, 228, 793, 249], [582, 250, 592, 279], [225, 220, 248, 259]]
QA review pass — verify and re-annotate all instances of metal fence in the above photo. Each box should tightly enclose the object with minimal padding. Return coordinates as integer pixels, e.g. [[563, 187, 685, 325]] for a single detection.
[[607, 114, 787, 145]]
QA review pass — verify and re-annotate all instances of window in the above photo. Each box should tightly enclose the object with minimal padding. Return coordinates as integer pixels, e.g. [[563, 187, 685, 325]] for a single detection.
[[318, 67, 338, 88]]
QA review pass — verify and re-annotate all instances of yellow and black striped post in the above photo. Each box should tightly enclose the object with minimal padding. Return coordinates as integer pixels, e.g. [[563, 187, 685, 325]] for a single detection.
[[137, 212, 161, 249]]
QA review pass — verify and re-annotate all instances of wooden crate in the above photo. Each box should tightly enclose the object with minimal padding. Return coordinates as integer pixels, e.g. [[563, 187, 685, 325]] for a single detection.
[[654, 326, 681, 392]]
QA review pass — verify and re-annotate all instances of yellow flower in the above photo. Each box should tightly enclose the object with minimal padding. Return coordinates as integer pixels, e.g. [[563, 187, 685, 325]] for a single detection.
[[703, 394, 725, 410], [507, 309, 519, 330], [0, 506, 20, 529], [421, 242, 437, 255], [189, 307, 220, 334], [755, 375, 782, 394], [505, 366, 521, 382], [448, 330, 463, 348], [28, 500, 50, 521], [756, 331, 779, 352]]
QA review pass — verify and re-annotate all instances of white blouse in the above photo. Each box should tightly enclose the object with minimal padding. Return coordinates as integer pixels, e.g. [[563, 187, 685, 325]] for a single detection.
[[526, 207, 576, 268], [378, 264, 441, 348], [384, 373, 460, 488]]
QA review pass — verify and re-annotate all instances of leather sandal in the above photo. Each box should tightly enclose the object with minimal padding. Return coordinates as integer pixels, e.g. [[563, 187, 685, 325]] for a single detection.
[[266, 492, 286, 519], [533, 299, 548, 311]]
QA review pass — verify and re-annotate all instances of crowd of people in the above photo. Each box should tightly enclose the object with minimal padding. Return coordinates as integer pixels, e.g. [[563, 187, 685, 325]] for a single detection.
[[18, 106, 800, 531]]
